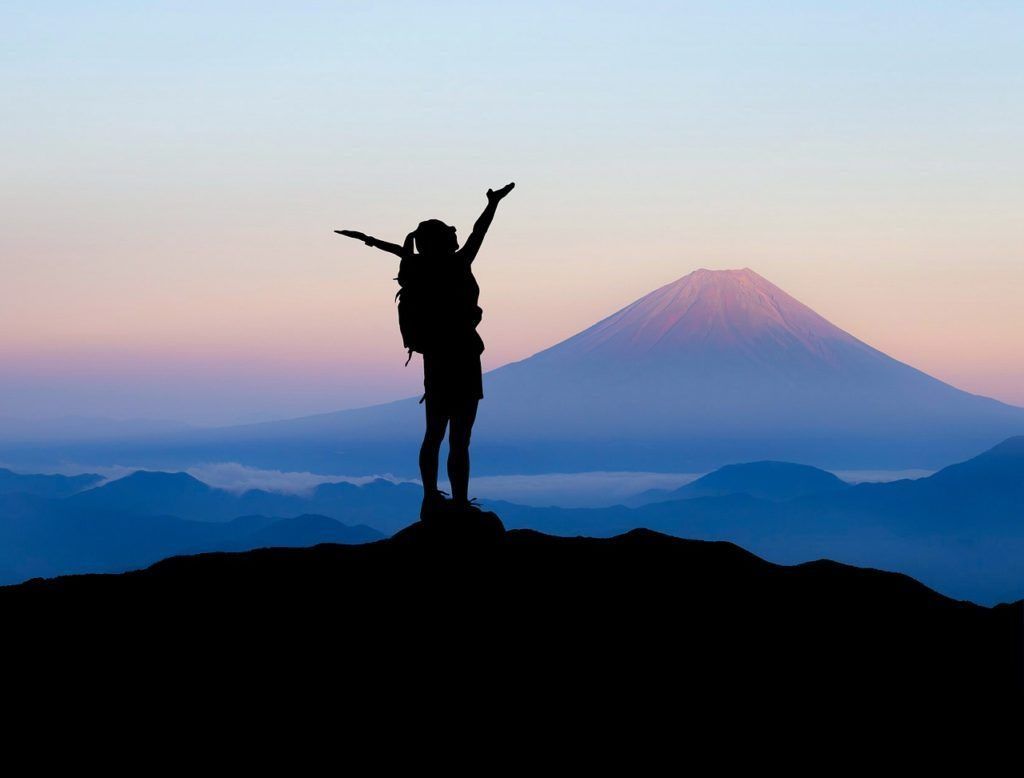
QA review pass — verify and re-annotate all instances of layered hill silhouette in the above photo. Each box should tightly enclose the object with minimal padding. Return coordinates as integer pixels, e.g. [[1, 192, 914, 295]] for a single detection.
[[0, 470, 392, 583], [626, 460, 849, 506], [5, 514, 1021, 697], [3, 438, 1024, 602], [495, 436, 1024, 604], [0, 467, 101, 498], [64, 469, 420, 532]]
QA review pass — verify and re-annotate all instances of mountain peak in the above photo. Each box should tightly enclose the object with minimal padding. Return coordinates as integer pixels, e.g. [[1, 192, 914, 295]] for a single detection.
[[686, 266, 760, 280], [75, 470, 214, 501], [680, 460, 848, 500], [541, 266, 866, 365], [111, 470, 210, 490]]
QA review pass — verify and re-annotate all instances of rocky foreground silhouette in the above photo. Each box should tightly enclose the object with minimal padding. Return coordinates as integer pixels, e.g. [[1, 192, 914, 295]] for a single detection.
[[4, 510, 1021, 698]]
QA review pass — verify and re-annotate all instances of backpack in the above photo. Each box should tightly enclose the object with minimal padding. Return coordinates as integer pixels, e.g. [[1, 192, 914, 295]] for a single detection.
[[395, 254, 430, 364], [395, 254, 483, 364]]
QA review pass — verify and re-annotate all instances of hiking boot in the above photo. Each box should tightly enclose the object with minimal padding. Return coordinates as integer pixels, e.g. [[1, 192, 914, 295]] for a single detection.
[[420, 490, 451, 522], [450, 497, 484, 515]]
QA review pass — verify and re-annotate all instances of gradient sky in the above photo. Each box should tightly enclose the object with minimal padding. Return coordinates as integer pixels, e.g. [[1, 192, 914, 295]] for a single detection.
[[2, 2, 1022, 425]]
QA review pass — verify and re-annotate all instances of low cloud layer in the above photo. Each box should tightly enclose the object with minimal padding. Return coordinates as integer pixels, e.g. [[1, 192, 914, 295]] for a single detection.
[[183, 462, 410, 496], [461, 471, 702, 508], [42, 461, 410, 496], [27, 461, 932, 507]]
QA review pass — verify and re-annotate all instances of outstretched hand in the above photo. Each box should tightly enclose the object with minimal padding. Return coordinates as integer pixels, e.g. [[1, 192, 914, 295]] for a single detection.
[[486, 182, 515, 203], [335, 229, 371, 244]]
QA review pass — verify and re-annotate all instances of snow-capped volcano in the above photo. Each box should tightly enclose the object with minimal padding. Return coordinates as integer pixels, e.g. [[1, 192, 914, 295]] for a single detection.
[[544, 268, 864, 364], [43, 268, 1024, 474], [472, 267, 1024, 469], [487, 266, 918, 398]]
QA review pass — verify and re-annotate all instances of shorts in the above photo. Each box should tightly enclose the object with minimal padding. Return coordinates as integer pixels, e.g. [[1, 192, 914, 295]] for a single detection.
[[423, 349, 484, 414]]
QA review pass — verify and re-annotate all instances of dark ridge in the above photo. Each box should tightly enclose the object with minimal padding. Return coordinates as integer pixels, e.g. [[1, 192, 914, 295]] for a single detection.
[[4, 511, 1020, 699]]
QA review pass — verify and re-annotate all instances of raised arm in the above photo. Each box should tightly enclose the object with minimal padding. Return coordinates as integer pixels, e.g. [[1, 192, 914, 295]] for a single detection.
[[460, 182, 514, 263], [334, 229, 412, 258]]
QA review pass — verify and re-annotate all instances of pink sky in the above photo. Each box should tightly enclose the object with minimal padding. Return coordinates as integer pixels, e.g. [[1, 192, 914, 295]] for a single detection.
[[2, 3, 1021, 425], [3, 240, 1021, 425]]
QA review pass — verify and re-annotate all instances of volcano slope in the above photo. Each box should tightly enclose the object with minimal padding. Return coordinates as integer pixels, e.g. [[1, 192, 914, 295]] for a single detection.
[[60, 268, 1024, 476]]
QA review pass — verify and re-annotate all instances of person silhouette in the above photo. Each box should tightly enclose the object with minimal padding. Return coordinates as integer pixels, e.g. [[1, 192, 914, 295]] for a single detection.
[[337, 182, 515, 520]]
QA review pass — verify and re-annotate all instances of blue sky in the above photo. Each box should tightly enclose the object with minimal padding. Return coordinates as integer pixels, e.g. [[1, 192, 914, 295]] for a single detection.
[[2, 2, 1022, 423]]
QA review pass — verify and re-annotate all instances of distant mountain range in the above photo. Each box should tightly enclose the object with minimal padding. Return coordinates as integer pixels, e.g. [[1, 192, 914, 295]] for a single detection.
[[491, 436, 1024, 604], [0, 470, 392, 583], [62, 470, 420, 532], [13, 267, 1019, 475], [6, 518, 1021, 697], [0, 468, 102, 498], [2, 437, 1023, 603]]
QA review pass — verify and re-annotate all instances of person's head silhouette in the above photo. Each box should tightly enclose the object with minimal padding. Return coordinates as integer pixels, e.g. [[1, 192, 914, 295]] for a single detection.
[[415, 219, 458, 256]]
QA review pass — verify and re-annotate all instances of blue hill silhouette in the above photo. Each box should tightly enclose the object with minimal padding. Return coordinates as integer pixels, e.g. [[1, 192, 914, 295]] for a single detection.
[[494, 436, 1024, 604], [2, 438, 1023, 602], [0, 472, 394, 583], [627, 460, 848, 506], [0, 468, 101, 498], [68, 470, 239, 517], [211, 514, 382, 551], [66, 470, 420, 530]]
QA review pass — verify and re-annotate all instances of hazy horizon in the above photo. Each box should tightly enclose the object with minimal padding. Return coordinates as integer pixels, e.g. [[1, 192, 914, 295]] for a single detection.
[[3, 262, 1023, 429], [3, 2, 1022, 425], [0, 458, 935, 509]]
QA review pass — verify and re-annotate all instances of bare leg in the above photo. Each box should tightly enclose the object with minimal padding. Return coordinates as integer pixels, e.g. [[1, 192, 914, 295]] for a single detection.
[[447, 399, 479, 504], [420, 399, 449, 499]]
